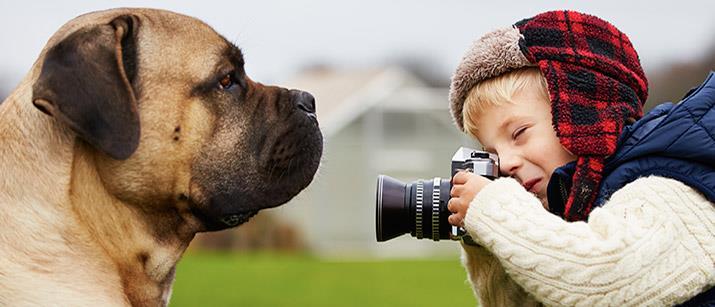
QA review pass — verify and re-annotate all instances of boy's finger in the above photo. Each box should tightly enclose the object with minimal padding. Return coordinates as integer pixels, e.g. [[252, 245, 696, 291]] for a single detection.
[[452, 171, 470, 184], [448, 214, 462, 226], [448, 197, 460, 213], [450, 185, 464, 197]]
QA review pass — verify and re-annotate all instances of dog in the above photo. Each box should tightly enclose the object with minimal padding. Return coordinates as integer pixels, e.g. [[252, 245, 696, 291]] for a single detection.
[[0, 8, 322, 306]]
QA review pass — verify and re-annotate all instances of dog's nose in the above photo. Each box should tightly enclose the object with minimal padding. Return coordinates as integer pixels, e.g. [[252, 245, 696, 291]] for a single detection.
[[292, 90, 316, 114]]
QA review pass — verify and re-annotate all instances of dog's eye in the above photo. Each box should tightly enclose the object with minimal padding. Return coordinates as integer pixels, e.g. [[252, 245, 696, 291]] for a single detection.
[[218, 74, 235, 90]]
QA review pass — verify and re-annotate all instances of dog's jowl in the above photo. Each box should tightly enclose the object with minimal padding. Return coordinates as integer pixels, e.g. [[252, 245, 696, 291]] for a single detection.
[[0, 8, 322, 306]]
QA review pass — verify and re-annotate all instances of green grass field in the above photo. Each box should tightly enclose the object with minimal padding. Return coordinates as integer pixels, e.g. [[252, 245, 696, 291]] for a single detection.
[[170, 252, 476, 307]]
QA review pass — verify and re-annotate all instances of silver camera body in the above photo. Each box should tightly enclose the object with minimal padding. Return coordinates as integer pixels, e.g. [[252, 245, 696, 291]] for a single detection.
[[375, 147, 499, 244], [449, 147, 499, 242]]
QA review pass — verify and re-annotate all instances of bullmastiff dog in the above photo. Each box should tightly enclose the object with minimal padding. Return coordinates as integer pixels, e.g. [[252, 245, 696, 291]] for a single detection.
[[0, 8, 322, 306]]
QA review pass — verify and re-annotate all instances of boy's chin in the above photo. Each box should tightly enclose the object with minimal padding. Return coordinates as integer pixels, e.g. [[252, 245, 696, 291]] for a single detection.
[[538, 196, 549, 210]]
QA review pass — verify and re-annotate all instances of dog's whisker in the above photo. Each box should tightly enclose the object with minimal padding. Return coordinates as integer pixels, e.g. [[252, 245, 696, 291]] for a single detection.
[[277, 157, 294, 182]]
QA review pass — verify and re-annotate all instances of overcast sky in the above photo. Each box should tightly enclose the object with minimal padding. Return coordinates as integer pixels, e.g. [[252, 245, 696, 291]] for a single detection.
[[1, 0, 714, 89]]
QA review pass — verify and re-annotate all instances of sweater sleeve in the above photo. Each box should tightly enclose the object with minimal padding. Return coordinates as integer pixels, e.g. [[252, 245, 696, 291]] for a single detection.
[[461, 176, 715, 306], [460, 243, 543, 307]]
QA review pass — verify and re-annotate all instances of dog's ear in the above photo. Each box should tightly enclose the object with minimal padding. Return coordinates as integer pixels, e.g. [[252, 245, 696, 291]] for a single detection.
[[32, 15, 140, 160]]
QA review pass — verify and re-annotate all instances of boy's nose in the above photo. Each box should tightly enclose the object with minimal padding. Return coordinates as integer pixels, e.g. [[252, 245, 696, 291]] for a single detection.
[[498, 153, 522, 177]]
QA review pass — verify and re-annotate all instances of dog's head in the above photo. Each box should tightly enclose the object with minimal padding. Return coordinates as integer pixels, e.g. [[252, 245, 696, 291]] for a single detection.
[[30, 8, 322, 231]]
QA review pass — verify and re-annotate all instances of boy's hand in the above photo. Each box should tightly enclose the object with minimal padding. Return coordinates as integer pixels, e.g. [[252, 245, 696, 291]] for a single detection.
[[448, 171, 492, 227]]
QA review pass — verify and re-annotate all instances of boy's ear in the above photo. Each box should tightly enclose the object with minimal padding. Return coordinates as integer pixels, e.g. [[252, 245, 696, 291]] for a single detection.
[[32, 15, 140, 160]]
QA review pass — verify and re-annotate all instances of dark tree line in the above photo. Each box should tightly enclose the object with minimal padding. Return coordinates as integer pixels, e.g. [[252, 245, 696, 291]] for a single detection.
[[646, 40, 715, 111]]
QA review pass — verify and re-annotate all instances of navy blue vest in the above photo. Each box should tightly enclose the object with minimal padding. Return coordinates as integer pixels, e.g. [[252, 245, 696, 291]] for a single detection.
[[547, 72, 715, 305]]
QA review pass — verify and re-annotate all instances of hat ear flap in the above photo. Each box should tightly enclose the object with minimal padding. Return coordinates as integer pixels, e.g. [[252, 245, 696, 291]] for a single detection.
[[32, 15, 140, 160]]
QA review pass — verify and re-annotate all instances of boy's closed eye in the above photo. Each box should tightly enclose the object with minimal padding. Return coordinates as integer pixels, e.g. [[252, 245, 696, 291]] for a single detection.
[[512, 126, 528, 140]]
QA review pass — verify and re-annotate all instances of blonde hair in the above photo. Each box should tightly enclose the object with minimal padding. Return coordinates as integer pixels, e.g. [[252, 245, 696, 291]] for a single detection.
[[462, 68, 549, 138]]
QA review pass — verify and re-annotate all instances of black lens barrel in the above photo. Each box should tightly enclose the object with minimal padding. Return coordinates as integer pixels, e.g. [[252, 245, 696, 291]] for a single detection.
[[376, 175, 451, 242], [376, 175, 410, 242]]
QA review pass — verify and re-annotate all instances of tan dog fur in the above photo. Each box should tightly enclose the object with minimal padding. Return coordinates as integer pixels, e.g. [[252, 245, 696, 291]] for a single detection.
[[0, 8, 322, 306]]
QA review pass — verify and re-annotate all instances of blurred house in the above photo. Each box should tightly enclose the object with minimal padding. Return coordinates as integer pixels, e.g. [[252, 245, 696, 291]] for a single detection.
[[258, 66, 475, 258]]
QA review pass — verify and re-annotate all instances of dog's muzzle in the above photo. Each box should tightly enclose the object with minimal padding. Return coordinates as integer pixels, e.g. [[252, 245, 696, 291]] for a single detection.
[[191, 88, 323, 232]]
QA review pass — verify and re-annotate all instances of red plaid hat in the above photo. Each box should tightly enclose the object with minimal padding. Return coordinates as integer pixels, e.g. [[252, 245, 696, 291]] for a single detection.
[[449, 11, 648, 221]]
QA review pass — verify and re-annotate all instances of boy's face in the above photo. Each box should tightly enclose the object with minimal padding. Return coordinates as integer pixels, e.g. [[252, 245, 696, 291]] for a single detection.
[[472, 82, 576, 208]]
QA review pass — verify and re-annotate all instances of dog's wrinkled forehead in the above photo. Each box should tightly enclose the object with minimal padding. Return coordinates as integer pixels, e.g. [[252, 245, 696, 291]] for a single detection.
[[134, 11, 240, 84], [50, 8, 237, 84]]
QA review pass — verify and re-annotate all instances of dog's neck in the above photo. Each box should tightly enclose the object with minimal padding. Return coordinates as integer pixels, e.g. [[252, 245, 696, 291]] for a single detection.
[[69, 147, 194, 306], [0, 82, 75, 207], [0, 88, 194, 306]]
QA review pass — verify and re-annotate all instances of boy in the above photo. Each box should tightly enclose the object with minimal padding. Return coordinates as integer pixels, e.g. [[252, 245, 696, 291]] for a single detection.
[[446, 11, 715, 306]]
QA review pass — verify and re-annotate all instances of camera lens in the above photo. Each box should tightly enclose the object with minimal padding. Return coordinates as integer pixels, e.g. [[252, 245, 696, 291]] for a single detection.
[[375, 175, 451, 242]]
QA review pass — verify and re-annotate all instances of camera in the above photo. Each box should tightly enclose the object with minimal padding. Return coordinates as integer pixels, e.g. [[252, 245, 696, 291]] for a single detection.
[[375, 147, 498, 243]]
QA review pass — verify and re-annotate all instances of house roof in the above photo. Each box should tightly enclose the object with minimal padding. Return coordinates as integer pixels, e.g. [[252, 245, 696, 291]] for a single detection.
[[278, 66, 449, 137]]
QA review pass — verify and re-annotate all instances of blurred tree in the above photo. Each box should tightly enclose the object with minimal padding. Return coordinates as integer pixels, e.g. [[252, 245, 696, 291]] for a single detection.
[[192, 211, 307, 252], [647, 39, 715, 111]]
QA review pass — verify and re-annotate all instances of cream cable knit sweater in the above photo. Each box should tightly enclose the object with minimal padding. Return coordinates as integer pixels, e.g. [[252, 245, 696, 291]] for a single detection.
[[461, 176, 715, 307]]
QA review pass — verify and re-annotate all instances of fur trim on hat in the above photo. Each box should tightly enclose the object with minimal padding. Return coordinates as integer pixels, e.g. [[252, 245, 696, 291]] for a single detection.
[[448, 26, 534, 131]]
